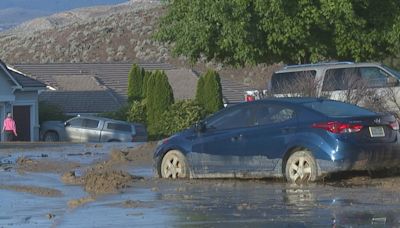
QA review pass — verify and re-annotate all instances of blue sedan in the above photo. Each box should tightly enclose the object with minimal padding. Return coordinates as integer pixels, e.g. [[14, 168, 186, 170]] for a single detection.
[[154, 98, 400, 183]]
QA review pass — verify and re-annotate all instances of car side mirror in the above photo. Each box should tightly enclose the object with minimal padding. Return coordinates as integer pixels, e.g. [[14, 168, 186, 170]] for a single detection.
[[64, 122, 70, 127], [194, 121, 206, 133]]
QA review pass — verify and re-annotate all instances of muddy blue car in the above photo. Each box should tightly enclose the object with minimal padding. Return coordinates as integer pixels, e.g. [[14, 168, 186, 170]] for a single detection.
[[154, 98, 400, 183]]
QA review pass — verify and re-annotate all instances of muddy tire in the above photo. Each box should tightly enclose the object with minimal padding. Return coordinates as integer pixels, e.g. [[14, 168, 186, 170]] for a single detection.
[[160, 150, 189, 179], [44, 131, 59, 142], [285, 150, 317, 183]]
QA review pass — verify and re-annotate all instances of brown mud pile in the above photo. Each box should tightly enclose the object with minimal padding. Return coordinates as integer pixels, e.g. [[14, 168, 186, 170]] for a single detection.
[[17, 156, 80, 173], [0, 184, 63, 197], [82, 166, 143, 195], [109, 142, 156, 166]]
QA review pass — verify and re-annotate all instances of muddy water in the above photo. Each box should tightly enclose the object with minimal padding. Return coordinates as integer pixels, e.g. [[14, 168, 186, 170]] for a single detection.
[[1, 143, 400, 227]]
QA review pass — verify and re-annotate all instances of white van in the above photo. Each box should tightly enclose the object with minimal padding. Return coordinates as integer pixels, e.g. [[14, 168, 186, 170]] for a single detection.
[[269, 62, 400, 113]]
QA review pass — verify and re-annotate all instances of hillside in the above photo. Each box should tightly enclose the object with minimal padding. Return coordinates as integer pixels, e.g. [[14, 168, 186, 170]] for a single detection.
[[0, 0, 279, 89]]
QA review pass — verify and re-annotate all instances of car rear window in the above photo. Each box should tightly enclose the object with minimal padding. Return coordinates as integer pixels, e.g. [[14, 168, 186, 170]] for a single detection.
[[302, 100, 376, 117], [106, 123, 132, 132]]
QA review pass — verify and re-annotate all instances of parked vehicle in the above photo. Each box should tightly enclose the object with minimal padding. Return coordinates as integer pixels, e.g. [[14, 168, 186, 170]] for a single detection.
[[269, 62, 400, 112], [40, 116, 147, 142], [154, 98, 400, 183]]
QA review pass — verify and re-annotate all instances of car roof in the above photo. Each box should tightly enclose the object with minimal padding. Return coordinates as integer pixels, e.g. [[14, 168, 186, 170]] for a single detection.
[[73, 116, 133, 124], [275, 62, 383, 73], [237, 97, 332, 107]]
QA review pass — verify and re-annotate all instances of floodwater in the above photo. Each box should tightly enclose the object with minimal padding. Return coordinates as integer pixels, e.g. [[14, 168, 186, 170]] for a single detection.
[[1, 143, 400, 227]]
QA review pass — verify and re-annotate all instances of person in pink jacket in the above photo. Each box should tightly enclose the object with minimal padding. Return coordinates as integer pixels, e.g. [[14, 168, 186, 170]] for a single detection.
[[2, 112, 17, 141]]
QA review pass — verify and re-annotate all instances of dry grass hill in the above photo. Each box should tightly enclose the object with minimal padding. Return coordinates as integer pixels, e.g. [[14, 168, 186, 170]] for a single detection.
[[0, 0, 280, 89]]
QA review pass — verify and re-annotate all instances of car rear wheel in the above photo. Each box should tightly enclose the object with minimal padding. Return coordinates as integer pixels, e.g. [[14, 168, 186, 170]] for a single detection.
[[285, 150, 317, 183], [44, 131, 59, 142], [160, 150, 189, 179]]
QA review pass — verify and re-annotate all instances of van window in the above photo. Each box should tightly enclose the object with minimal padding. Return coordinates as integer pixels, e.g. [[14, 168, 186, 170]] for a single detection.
[[271, 71, 316, 94], [359, 67, 392, 87], [322, 68, 360, 91], [106, 123, 132, 132]]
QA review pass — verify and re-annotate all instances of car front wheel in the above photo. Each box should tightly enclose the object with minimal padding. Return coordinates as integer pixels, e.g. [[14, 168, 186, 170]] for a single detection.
[[285, 150, 317, 183], [160, 150, 189, 179]]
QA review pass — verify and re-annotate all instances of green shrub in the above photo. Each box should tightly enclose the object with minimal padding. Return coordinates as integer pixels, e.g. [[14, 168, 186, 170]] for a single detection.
[[141, 71, 152, 99], [127, 64, 144, 102], [196, 69, 224, 114], [98, 105, 129, 121], [39, 101, 68, 123], [127, 100, 147, 124], [159, 100, 206, 136], [146, 70, 174, 137]]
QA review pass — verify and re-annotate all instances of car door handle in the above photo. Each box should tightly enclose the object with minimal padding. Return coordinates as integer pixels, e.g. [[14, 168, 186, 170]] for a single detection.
[[231, 134, 243, 141]]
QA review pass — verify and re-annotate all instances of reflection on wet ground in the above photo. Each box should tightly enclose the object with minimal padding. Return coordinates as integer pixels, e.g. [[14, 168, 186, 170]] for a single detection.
[[0, 143, 400, 227]]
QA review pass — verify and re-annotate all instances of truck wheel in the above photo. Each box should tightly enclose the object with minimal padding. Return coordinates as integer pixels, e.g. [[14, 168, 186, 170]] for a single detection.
[[285, 150, 317, 183], [44, 132, 59, 142]]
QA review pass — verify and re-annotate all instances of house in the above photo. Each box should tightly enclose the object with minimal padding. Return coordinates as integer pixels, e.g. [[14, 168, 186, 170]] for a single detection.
[[11, 63, 253, 115], [0, 60, 46, 141]]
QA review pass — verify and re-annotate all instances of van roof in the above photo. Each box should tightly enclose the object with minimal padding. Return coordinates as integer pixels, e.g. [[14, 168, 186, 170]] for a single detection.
[[275, 62, 383, 73]]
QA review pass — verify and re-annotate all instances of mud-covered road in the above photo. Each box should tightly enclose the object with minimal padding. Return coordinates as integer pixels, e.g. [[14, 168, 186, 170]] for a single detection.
[[1, 142, 400, 227]]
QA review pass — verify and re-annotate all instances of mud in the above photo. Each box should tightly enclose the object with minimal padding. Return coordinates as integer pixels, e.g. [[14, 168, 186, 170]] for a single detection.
[[1, 142, 400, 227], [82, 168, 142, 195], [0, 184, 62, 197], [16, 156, 80, 174], [68, 197, 95, 209]]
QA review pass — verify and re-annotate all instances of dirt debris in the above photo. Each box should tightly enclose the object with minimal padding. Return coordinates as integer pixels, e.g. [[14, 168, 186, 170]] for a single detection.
[[16, 156, 80, 173], [112, 142, 156, 165], [82, 168, 143, 195], [61, 171, 84, 185], [0, 184, 63, 197], [68, 197, 95, 209]]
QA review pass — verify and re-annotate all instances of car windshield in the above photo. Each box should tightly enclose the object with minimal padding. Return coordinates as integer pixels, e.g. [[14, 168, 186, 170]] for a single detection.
[[302, 100, 376, 117], [382, 65, 400, 79]]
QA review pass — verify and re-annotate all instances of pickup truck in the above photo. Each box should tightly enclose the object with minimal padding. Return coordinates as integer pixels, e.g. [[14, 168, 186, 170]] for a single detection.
[[40, 116, 147, 142]]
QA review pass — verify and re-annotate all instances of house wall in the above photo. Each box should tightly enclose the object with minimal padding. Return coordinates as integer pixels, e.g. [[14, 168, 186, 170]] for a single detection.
[[14, 91, 40, 141], [0, 70, 15, 102]]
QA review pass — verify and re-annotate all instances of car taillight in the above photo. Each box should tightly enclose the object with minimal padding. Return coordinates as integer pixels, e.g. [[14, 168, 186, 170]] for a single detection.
[[312, 121, 363, 134], [389, 121, 399, 130]]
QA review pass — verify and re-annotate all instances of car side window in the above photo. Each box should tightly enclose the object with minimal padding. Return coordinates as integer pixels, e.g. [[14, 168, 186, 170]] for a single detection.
[[359, 67, 396, 87], [322, 68, 361, 91], [206, 106, 253, 130], [67, 118, 83, 127], [106, 122, 132, 132], [82, 119, 99, 129], [254, 105, 296, 125]]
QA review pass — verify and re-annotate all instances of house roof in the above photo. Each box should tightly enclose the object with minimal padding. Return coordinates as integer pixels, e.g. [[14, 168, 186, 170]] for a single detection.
[[39, 91, 121, 114], [12, 62, 252, 113], [0, 60, 45, 89]]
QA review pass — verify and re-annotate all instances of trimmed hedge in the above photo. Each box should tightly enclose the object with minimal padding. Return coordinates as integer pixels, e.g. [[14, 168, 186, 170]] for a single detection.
[[196, 69, 223, 114], [146, 70, 174, 136], [127, 64, 145, 102]]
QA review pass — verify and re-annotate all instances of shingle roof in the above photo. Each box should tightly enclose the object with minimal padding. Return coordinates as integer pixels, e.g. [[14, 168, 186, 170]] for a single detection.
[[39, 91, 121, 114], [8, 70, 46, 88], [0, 59, 45, 89], [12, 63, 252, 113]]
